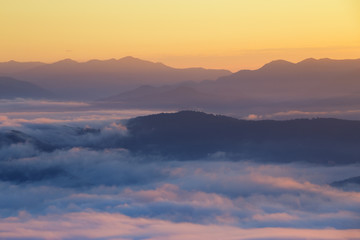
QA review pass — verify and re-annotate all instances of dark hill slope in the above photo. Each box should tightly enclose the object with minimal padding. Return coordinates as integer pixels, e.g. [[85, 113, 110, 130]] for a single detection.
[[123, 111, 360, 164]]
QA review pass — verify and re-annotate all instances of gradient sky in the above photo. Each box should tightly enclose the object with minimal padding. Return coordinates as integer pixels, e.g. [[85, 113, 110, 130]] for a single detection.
[[1, 0, 360, 71]]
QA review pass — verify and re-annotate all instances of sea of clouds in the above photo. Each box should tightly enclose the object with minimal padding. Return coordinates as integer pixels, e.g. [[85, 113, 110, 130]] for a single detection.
[[0, 101, 359, 239]]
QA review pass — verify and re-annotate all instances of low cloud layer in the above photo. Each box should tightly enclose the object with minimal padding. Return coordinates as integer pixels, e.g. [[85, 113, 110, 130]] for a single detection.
[[1, 212, 359, 240], [246, 109, 360, 120], [0, 109, 359, 239]]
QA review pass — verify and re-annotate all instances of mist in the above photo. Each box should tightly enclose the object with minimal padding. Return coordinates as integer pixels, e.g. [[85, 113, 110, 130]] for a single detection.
[[0, 108, 359, 239]]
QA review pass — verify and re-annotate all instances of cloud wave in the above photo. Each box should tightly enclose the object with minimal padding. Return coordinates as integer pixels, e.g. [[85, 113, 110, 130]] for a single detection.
[[0, 110, 359, 238]]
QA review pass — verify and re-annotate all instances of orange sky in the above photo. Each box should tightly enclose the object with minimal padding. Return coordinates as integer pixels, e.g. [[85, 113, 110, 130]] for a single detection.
[[1, 0, 359, 71]]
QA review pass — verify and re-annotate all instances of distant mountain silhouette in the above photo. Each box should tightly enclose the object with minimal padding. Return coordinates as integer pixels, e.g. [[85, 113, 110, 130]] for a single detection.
[[5, 57, 231, 99], [101, 58, 360, 114], [3, 57, 360, 115], [0, 60, 45, 74], [0, 76, 52, 99], [121, 111, 360, 164], [199, 58, 360, 100], [98, 85, 222, 109]]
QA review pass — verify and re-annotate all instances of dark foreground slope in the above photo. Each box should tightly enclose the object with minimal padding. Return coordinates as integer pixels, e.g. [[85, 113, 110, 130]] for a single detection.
[[123, 111, 360, 164]]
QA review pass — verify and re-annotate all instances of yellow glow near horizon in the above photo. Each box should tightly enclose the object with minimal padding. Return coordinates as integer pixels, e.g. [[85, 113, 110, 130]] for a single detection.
[[1, 0, 359, 71]]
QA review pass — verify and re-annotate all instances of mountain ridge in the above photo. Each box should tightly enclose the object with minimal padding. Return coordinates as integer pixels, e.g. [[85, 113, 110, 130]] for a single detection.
[[98, 57, 360, 116], [0, 76, 53, 99], [1, 57, 231, 100], [122, 110, 360, 163]]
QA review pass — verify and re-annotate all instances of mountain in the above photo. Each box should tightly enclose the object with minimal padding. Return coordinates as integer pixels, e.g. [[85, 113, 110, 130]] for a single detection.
[[97, 85, 223, 109], [2, 110, 359, 165], [100, 58, 360, 116], [0, 76, 53, 99], [0, 61, 45, 74], [121, 111, 360, 163], [6, 57, 231, 99], [196, 58, 360, 100], [4, 57, 360, 115]]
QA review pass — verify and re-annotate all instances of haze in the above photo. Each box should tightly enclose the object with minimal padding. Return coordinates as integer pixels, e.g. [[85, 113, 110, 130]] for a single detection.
[[1, 1, 360, 239]]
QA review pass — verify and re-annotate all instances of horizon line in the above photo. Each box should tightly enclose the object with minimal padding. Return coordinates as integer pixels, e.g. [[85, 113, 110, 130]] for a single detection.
[[1, 56, 360, 73]]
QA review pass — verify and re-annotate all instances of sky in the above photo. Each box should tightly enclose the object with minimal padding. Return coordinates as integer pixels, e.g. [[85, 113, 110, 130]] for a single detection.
[[1, 0, 360, 71]]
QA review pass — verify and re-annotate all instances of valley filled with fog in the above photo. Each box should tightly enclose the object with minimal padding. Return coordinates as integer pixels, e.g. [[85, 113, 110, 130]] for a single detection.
[[0, 107, 359, 239]]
